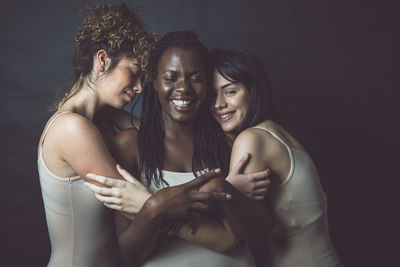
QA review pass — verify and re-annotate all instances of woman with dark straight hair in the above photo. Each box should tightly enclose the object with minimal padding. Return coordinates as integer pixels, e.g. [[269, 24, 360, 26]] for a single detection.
[[210, 48, 342, 267], [86, 32, 272, 266]]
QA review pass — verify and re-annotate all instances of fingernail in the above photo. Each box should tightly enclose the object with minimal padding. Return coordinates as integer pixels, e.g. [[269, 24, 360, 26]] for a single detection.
[[83, 182, 89, 187], [266, 169, 271, 175], [226, 194, 232, 200], [86, 174, 94, 178], [243, 153, 249, 159], [116, 164, 121, 169], [215, 168, 221, 173]]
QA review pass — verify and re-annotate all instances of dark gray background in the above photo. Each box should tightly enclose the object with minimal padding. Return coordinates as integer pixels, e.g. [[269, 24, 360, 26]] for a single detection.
[[1, 0, 398, 266]]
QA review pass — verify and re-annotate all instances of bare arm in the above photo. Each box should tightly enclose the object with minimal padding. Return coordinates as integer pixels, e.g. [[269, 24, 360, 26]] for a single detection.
[[55, 113, 132, 183], [99, 129, 234, 263], [211, 129, 279, 249]]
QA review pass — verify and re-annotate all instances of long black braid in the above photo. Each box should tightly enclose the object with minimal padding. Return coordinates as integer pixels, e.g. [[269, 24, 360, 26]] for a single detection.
[[138, 31, 231, 186]]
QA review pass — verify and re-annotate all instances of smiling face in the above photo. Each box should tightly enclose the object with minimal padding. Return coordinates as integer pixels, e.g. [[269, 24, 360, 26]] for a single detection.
[[155, 47, 207, 123], [100, 57, 143, 108], [213, 71, 251, 134]]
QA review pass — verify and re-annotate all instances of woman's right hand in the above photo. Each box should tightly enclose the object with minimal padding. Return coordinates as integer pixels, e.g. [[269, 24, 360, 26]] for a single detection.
[[85, 165, 152, 216], [226, 153, 272, 201], [145, 169, 232, 221]]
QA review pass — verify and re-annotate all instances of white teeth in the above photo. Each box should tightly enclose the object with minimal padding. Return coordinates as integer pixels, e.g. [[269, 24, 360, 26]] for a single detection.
[[172, 100, 191, 107], [221, 113, 232, 118]]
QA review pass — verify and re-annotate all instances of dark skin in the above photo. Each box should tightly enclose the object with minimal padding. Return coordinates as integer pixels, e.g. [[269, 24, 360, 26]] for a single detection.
[[113, 48, 238, 264], [87, 47, 273, 263]]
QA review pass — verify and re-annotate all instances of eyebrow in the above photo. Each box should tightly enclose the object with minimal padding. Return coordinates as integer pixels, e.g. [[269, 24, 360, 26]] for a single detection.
[[221, 82, 234, 89]]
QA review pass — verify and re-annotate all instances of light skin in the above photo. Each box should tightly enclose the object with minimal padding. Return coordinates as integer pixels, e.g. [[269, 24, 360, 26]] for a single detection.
[[39, 50, 144, 183], [39, 49, 231, 265], [86, 50, 274, 255], [101, 48, 239, 263]]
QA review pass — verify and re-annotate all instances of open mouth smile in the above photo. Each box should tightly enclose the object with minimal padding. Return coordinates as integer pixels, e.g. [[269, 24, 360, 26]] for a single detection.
[[171, 99, 192, 107], [217, 111, 236, 122]]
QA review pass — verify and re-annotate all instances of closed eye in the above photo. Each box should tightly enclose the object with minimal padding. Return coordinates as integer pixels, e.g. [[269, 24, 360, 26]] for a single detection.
[[225, 89, 236, 95]]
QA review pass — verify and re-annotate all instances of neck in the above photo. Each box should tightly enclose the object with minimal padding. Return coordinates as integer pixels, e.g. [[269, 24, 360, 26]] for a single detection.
[[58, 83, 104, 121], [162, 115, 195, 141]]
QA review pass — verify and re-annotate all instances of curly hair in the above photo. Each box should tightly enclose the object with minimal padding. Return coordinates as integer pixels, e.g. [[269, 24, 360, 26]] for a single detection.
[[138, 31, 232, 186], [56, 2, 157, 109]]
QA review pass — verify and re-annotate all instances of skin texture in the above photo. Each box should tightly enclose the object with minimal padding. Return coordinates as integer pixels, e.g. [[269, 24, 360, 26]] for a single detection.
[[39, 52, 144, 183], [94, 47, 239, 264], [213, 72, 270, 198], [156, 47, 207, 125], [213, 70, 251, 135]]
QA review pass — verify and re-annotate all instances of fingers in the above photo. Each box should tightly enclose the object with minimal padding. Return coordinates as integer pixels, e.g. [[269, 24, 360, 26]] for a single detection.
[[189, 191, 232, 201], [94, 193, 122, 205], [231, 153, 250, 174], [189, 201, 210, 212], [116, 164, 138, 184], [253, 188, 268, 195], [250, 169, 271, 182], [184, 168, 221, 189], [86, 173, 123, 187], [84, 182, 122, 198], [253, 195, 265, 201], [103, 203, 123, 211], [254, 179, 271, 189]]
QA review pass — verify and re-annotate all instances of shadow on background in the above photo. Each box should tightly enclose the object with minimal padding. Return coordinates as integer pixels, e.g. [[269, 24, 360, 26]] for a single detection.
[[1, 0, 397, 266]]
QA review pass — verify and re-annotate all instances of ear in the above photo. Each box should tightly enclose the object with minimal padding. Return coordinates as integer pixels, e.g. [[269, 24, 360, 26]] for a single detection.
[[94, 49, 111, 73], [133, 74, 144, 94]]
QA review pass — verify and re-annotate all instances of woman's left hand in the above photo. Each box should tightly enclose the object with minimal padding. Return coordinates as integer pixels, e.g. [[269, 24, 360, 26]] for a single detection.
[[84, 164, 151, 217], [226, 153, 272, 201]]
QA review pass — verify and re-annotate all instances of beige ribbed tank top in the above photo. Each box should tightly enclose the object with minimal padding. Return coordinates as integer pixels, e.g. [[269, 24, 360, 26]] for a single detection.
[[252, 126, 342, 267], [38, 112, 118, 267]]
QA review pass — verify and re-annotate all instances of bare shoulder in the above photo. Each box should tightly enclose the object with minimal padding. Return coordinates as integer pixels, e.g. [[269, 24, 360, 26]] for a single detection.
[[113, 128, 138, 150], [42, 112, 101, 149], [233, 126, 287, 159], [231, 123, 291, 177]]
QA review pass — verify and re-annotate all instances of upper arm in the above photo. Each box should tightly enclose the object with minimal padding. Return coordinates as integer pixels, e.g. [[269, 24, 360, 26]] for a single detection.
[[230, 129, 291, 180], [57, 114, 125, 182]]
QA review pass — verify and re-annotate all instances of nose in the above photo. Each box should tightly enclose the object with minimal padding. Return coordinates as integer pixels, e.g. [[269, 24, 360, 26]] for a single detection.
[[175, 79, 191, 93], [214, 92, 227, 109]]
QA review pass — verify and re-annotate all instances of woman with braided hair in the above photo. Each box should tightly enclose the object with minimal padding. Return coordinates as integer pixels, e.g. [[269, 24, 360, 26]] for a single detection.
[[38, 4, 232, 267], [86, 31, 272, 266]]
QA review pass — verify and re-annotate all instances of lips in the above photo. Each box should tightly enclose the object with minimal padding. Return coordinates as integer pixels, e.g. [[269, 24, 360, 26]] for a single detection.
[[216, 111, 235, 122], [124, 90, 135, 102]]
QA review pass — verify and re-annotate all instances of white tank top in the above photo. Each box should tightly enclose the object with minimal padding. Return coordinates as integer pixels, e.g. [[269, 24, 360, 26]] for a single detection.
[[141, 170, 256, 267], [252, 126, 342, 267], [38, 112, 118, 267]]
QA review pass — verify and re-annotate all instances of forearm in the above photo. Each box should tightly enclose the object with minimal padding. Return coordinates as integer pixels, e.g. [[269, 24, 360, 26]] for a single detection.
[[117, 199, 165, 264], [219, 182, 272, 249], [176, 215, 238, 253]]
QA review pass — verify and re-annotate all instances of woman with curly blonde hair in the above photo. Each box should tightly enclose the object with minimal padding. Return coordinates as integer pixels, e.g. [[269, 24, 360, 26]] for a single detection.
[[38, 4, 233, 266], [37, 3, 156, 266]]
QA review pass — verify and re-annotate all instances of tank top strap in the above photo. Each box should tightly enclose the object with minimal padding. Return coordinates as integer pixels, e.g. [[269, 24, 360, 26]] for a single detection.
[[251, 126, 291, 150], [40, 111, 73, 149], [251, 125, 295, 186]]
